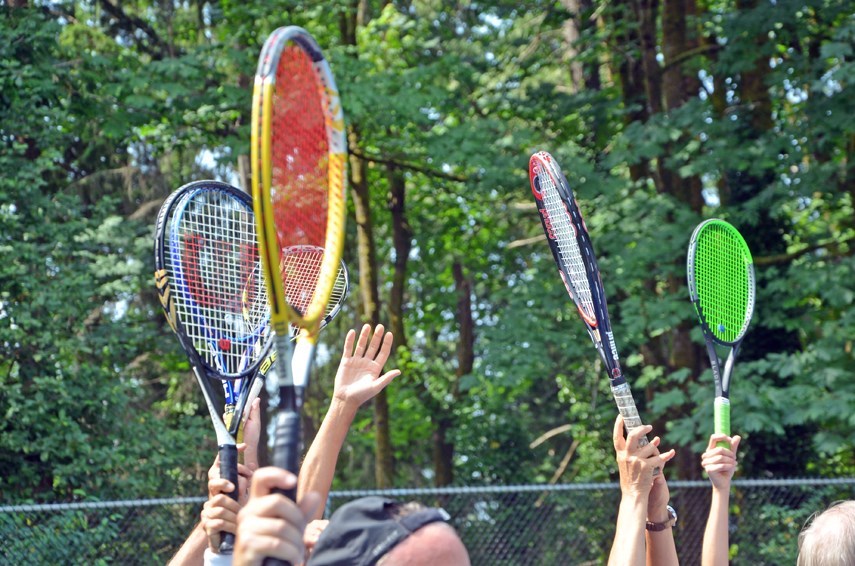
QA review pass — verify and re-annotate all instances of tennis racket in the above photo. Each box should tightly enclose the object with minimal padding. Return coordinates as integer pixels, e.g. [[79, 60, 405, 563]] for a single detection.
[[251, 26, 347, 564], [243, 245, 350, 343], [529, 151, 653, 455], [154, 180, 273, 554], [687, 219, 755, 448]]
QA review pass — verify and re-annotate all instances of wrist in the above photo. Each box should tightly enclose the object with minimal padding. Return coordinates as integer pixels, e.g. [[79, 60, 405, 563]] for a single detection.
[[327, 396, 359, 420], [646, 504, 677, 532], [647, 506, 672, 524]]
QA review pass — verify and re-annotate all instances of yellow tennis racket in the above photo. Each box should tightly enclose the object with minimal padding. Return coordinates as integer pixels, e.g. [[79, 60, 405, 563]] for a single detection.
[[250, 25, 346, 520]]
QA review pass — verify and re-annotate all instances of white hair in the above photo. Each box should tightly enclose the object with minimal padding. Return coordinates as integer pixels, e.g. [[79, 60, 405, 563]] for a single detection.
[[797, 500, 855, 566]]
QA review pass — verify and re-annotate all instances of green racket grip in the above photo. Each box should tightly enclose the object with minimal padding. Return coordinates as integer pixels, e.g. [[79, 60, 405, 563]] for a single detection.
[[714, 396, 731, 449]]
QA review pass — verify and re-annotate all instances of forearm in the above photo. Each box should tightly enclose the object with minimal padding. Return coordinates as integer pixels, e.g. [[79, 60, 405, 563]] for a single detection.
[[645, 505, 678, 566], [167, 522, 207, 566], [296, 398, 357, 519], [608, 495, 647, 566], [702, 485, 731, 566]]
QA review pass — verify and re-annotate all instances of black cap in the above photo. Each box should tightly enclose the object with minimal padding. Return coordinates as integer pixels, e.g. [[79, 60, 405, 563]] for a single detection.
[[306, 496, 451, 566]]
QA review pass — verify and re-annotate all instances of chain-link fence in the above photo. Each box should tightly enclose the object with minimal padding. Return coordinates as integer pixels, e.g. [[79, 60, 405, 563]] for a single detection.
[[2, 478, 853, 565]]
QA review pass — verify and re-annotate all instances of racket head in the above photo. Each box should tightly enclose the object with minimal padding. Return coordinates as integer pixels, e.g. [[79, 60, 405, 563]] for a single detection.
[[530, 151, 597, 327], [158, 181, 272, 380], [687, 219, 756, 346], [252, 26, 347, 335], [241, 245, 350, 340]]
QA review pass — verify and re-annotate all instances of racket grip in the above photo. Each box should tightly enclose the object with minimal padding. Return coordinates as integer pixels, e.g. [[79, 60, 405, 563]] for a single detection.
[[714, 397, 731, 449], [218, 443, 239, 555], [261, 409, 301, 566], [611, 382, 659, 475]]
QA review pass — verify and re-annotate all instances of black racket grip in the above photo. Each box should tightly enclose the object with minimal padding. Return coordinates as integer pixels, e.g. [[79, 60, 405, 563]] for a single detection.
[[262, 409, 301, 566], [218, 443, 239, 555]]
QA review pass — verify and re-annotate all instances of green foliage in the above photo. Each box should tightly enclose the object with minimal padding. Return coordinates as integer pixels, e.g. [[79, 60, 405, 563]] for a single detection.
[[2, 0, 854, 509]]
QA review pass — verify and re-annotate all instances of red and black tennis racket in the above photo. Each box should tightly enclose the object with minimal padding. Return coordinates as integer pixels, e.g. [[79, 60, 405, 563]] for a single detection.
[[529, 151, 653, 458]]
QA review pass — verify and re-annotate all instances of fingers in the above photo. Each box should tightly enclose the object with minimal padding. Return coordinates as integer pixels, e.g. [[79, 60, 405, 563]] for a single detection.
[[204, 492, 242, 518], [209, 477, 236, 497], [658, 448, 676, 465], [626, 424, 654, 454], [702, 434, 740, 459], [351, 324, 372, 358], [706, 433, 729, 451], [612, 415, 626, 451], [363, 324, 385, 359], [341, 328, 357, 359], [374, 330, 395, 365], [234, 468, 314, 566], [348, 324, 394, 362], [373, 369, 402, 393], [242, 397, 262, 471], [208, 454, 221, 480], [249, 467, 298, 498]]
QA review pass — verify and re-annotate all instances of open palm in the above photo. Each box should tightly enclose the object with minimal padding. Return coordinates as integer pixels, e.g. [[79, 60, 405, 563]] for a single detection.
[[333, 324, 401, 408]]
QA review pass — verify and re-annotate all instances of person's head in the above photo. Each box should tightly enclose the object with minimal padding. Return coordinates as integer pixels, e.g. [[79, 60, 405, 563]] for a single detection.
[[306, 496, 470, 566], [797, 500, 855, 566]]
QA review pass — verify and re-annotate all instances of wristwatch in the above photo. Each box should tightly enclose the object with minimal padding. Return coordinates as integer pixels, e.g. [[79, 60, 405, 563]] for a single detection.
[[646, 505, 677, 531]]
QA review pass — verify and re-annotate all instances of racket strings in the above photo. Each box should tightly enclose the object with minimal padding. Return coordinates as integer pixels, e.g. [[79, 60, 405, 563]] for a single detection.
[[538, 168, 595, 318], [695, 225, 753, 343], [246, 246, 346, 333], [171, 191, 269, 376], [270, 44, 330, 248]]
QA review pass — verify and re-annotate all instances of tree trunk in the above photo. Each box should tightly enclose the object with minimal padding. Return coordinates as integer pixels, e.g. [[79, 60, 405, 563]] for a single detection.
[[433, 261, 474, 486], [387, 163, 412, 346]]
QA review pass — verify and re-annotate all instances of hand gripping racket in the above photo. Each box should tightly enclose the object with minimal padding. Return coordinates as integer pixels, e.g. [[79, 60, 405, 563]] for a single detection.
[[529, 151, 654, 459], [154, 180, 273, 554], [687, 219, 755, 448], [251, 26, 347, 566]]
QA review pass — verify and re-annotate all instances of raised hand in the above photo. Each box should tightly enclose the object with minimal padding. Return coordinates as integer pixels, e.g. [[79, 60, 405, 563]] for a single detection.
[[702, 433, 741, 490], [333, 323, 401, 409]]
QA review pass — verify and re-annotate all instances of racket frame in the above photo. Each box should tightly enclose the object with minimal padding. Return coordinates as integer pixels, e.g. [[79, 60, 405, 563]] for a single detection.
[[530, 151, 651, 448], [250, 28, 348, 550], [154, 180, 274, 554], [687, 218, 755, 446]]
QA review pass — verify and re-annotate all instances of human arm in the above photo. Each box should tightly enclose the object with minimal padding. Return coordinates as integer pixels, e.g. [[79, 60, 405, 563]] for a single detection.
[[167, 399, 261, 565], [297, 324, 400, 519], [645, 472, 678, 566], [608, 415, 676, 566], [233, 467, 321, 566], [701, 434, 741, 566], [167, 522, 208, 566], [167, 459, 254, 566]]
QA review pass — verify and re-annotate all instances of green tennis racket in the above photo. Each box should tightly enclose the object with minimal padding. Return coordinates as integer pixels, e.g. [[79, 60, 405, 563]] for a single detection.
[[687, 219, 755, 448]]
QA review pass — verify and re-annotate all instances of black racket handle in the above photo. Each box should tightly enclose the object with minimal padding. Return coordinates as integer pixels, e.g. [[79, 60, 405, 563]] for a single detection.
[[262, 408, 301, 566], [218, 443, 239, 555]]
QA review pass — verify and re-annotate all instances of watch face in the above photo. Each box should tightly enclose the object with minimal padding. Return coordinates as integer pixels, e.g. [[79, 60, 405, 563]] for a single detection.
[[667, 505, 677, 526]]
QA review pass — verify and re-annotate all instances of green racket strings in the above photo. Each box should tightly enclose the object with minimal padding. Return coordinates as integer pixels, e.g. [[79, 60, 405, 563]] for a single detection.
[[694, 221, 754, 344]]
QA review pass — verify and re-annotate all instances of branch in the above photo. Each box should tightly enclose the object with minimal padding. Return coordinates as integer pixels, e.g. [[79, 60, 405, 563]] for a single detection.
[[662, 43, 722, 72], [535, 439, 581, 507], [99, 0, 171, 60], [507, 234, 546, 249], [530, 423, 573, 449], [349, 148, 468, 183], [754, 236, 855, 266]]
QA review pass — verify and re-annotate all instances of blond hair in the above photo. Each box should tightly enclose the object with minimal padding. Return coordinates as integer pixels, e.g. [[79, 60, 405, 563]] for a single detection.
[[797, 500, 855, 566]]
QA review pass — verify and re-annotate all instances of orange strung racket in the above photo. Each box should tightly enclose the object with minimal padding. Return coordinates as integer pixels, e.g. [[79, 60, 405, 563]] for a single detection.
[[250, 25, 346, 549]]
